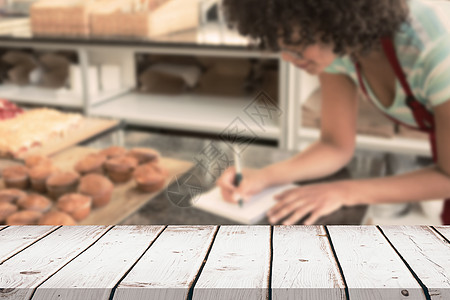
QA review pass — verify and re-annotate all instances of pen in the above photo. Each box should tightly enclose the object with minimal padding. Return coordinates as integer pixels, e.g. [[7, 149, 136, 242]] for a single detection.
[[233, 145, 244, 207]]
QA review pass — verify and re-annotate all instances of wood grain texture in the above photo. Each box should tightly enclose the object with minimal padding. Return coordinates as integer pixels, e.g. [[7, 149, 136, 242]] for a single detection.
[[0, 226, 111, 300], [272, 226, 346, 300], [192, 226, 271, 300], [0, 226, 58, 264], [15, 146, 192, 225], [115, 226, 218, 300], [381, 226, 450, 300], [32, 226, 165, 300], [433, 226, 450, 242], [15, 118, 119, 160], [327, 226, 426, 300]]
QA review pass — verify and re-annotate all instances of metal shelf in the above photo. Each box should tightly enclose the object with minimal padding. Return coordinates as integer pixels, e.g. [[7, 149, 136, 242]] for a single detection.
[[299, 127, 431, 157], [0, 84, 131, 110], [89, 92, 280, 139]]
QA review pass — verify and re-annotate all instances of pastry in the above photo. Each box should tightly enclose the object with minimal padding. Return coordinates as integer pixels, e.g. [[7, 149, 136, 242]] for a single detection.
[[38, 211, 76, 225], [0, 108, 82, 158], [17, 194, 52, 213], [57, 193, 92, 221], [0, 202, 18, 223], [2, 165, 29, 189], [24, 155, 52, 168], [78, 174, 114, 208], [29, 163, 58, 193], [99, 146, 127, 159], [104, 155, 138, 183], [128, 148, 160, 164], [6, 210, 42, 225], [46, 171, 80, 199], [0, 189, 27, 204], [74, 153, 106, 175], [133, 163, 167, 193]]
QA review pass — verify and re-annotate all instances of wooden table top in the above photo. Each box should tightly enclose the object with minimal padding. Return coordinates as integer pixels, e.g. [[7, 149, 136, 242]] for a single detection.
[[0, 225, 448, 300]]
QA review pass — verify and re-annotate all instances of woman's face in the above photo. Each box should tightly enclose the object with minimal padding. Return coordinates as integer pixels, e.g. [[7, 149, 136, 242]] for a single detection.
[[279, 39, 337, 75]]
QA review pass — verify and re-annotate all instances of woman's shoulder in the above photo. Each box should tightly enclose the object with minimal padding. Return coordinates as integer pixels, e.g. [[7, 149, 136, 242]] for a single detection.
[[406, 0, 450, 45]]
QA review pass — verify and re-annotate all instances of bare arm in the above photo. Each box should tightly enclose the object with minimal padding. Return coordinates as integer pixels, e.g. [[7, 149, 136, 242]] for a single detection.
[[347, 99, 450, 206], [261, 72, 359, 186]]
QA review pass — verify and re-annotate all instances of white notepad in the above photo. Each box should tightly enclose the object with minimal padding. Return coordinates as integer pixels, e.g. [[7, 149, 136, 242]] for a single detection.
[[192, 184, 299, 224]]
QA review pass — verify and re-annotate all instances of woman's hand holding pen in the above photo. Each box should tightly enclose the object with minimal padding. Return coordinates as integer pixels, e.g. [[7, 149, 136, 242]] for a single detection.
[[267, 181, 358, 226], [216, 167, 271, 204]]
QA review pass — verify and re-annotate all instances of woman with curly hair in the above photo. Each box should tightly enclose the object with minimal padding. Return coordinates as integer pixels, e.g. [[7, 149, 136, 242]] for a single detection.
[[217, 0, 450, 225]]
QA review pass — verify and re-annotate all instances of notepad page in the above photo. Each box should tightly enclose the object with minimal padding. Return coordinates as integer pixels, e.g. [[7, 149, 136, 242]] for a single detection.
[[192, 184, 299, 224]]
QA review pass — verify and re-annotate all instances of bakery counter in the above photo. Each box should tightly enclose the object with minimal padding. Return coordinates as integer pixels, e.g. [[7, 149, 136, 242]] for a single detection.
[[81, 127, 408, 225]]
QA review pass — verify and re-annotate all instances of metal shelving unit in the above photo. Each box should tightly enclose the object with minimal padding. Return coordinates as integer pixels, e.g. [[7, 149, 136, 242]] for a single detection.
[[0, 35, 432, 156]]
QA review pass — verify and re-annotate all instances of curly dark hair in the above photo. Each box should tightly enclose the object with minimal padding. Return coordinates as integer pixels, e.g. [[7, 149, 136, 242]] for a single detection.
[[222, 0, 410, 55]]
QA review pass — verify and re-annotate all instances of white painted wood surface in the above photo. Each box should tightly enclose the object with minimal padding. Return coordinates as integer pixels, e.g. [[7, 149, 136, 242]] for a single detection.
[[0, 225, 449, 300], [381, 226, 450, 300], [115, 226, 218, 300], [434, 226, 450, 242], [327, 226, 426, 300], [0, 226, 111, 300], [0, 226, 57, 264], [272, 226, 346, 300], [192, 226, 271, 300], [32, 226, 165, 300]]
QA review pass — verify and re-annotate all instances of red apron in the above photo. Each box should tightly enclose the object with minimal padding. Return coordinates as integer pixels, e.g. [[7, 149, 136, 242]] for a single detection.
[[354, 37, 450, 225]]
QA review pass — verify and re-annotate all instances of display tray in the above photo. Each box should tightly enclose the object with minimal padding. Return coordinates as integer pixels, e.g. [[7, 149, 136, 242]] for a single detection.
[[0, 117, 120, 160], [0, 146, 193, 225]]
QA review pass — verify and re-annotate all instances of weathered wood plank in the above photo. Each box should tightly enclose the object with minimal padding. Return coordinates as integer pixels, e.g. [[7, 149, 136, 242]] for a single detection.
[[433, 226, 450, 242], [0, 226, 111, 300], [0, 226, 58, 264], [32, 226, 165, 300], [327, 226, 426, 300], [192, 226, 271, 300], [272, 226, 346, 300], [114, 226, 218, 300], [381, 226, 450, 299]]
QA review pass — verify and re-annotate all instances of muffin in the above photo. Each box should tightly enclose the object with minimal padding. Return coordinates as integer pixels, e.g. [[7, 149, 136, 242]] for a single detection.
[[133, 163, 168, 193], [17, 194, 52, 213], [78, 174, 114, 208], [2, 165, 29, 190], [7, 210, 43, 225], [57, 193, 92, 221], [99, 146, 127, 159], [46, 172, 80, 200], [38, 211, 76, 226], [29, 164, 59, 193], [0, 202, 18, 223], [24, 155, 52, 169], [128, 148, 160, 164], [104, 156, 138, 183], [74, 153, 107, 175], [0, 189, 27, 204]]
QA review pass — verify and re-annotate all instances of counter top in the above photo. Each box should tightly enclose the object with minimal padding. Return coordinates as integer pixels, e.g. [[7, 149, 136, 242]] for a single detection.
[[82, 128, 387, 225], [0, 225, 449, 299]]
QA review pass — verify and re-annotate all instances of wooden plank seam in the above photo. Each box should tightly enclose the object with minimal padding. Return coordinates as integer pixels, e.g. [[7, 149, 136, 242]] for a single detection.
[[107, 225, 169, 300], [324, 226, 350, 300], [186, 225, 221, 300], [268, 225, 273, 300], [376, 226, 432, 300], [28, 225, 116, 300], [0, 225, 62, 266], [430, 226, 450, 245]]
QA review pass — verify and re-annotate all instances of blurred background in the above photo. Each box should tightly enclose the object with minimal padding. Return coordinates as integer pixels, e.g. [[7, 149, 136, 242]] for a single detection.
[[0, 0, 441, 226]]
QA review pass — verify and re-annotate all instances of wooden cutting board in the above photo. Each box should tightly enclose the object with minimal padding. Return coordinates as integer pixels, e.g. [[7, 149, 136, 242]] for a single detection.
[[0, 146, 193, 225], [4, 118, 120, 160]]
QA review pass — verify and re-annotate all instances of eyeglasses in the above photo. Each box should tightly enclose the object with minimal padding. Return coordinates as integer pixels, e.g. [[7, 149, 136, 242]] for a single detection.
[[280, 48, 305, 60]]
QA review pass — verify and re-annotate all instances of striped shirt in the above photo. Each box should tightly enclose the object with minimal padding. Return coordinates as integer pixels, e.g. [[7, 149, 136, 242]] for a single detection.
[[324, 0, 450, 128]]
